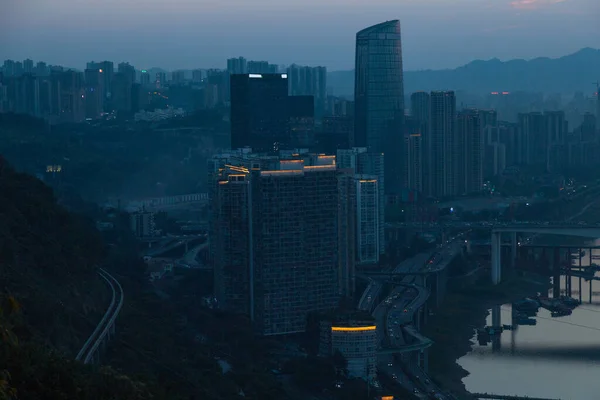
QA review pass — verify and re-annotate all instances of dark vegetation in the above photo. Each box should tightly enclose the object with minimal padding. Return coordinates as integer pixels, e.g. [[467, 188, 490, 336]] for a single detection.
[[0, 157, 287, 399], [0, 112, 229, 204]]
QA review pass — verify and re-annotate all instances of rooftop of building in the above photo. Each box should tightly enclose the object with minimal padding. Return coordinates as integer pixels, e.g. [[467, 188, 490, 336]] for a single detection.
[[356, 20, 400, 37]]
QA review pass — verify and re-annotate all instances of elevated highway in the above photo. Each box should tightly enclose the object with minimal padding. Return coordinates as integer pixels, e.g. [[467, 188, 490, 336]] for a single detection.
[[362, 236, 465, 398], [76, 268, 123, 365]]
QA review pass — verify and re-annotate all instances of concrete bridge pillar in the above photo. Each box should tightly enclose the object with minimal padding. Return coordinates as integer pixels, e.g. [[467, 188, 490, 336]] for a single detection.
[[491, 305, 501, 328], [552, 247, 561, 298], [421, 349, 429, 373], [491, 232, 502, 285], [510, 231, 517, 268]]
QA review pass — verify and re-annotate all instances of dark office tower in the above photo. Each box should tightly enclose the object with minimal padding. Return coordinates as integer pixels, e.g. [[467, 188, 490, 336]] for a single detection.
[[36, 62, 47, 77], [118, 62, 136, 83], [288, 95, 315, 148], [230, 73, 289, 152], [23, 59, 34, 74], [111, 72, 132, 113], [87, 61, 113, 101], [140, 70, 150, 86], [428, 91, 456, 198], [227, 57, 247, 74], [210, 151, 340, 335], [456, 110, 483, 194], [518, 112, 545, 167], [354, 20, 405, 195], [155, 72, 166, 89], [318, 115, 354, 153], [84, 68, 104, 119]]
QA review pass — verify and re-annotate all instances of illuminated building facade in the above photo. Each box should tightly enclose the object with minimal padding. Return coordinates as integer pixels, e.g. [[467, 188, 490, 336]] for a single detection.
[[319, 318, 378, 381], [337, 148, 384, 261], [210, 150, 341, 335], [86, 61, 113, 102]]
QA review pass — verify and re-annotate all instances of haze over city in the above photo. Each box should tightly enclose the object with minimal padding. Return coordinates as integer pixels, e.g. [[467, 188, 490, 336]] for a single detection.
[[2, 0, 600, 399], [2, 0, 599, 70]]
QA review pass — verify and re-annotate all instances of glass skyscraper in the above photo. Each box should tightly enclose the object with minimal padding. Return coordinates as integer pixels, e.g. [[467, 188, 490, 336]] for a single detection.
[[354, 20, 405, 194]]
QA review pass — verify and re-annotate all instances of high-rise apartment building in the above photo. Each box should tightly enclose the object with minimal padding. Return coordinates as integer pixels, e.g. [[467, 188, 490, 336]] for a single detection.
[[410, 91, 430, 131], [23, 59, 34, 74], [56, 70, 85, 123], [191, 69, 203, 83], [596, 89, 600, 125], [403, 116, 424, 193], [230, 73, 289, 152], [140, 70, 150, 86], [428, 91, 456, 198], [117, 62, 136, 83], [86, 61, 113, 102], [456, 110, 483, 194], [111, 72, 132, 113], [545, 110, 568, 172], [337, 148, 384, 260], [227, 57, 248, 74], [354, 20, 405, 195], [14, 74, 40, 117], [2, 60, 15, 77], [171, 70, 185, 84], [84, 68, 105, 119], [518, 112, 544, 167], [210, 150, 341, 335], [247, 61, 278, 74], [287, 64, 327, 118], [35, 62, 48, 77], [155, 72, 167, 89]]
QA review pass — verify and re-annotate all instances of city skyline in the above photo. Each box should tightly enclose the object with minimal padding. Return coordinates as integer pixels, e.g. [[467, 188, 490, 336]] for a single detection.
[[2, 0, 598, 71]]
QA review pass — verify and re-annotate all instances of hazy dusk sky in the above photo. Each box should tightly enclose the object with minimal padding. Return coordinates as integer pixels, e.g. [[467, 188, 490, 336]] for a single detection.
[[1, 0, 599, 71]]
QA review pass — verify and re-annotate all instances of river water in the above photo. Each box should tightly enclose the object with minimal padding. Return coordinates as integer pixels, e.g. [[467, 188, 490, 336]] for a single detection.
[[459, 241, 600, 400]]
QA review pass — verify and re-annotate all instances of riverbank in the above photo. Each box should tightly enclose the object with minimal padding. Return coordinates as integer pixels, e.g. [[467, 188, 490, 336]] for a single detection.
[[423, 271, 550, 399]]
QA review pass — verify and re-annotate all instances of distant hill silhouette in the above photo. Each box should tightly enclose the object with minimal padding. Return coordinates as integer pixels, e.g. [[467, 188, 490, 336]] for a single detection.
[[328, 48, 600, 97]]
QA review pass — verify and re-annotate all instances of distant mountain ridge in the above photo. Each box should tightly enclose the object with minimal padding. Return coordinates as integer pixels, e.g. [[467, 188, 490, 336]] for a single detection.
[[327, 48, 600, 97]]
